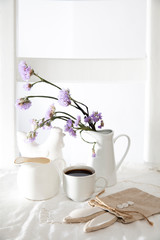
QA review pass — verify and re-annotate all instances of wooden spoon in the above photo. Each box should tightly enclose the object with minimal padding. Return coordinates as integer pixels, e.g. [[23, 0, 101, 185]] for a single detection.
[[14, 157, 51, 164]]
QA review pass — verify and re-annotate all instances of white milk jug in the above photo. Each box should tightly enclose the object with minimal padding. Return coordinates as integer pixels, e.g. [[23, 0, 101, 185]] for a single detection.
[[87, 129, 130, 186]]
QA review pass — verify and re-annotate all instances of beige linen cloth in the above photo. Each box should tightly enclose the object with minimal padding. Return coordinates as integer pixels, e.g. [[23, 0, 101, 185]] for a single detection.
[[89, 188, 160, 225]]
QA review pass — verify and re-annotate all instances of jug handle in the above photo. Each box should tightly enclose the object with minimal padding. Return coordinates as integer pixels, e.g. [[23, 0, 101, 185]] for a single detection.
[[113, 134, 131, 171]]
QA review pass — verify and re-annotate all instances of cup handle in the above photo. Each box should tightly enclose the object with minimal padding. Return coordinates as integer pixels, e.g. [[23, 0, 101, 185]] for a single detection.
[[114, 134, 131, 171], [95, 177, 108, 193]]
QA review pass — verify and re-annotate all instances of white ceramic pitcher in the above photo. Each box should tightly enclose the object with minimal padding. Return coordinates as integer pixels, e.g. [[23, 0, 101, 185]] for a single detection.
[[87, 129, 130, 186]]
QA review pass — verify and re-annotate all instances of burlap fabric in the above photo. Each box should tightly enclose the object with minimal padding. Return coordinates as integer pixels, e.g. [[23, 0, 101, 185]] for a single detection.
[[89, 188, 160, 225]]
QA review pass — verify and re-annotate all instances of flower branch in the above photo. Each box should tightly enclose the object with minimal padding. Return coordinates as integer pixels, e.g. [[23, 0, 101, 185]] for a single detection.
[[33, 72, 62, 90], [16, 61, 105, 157]]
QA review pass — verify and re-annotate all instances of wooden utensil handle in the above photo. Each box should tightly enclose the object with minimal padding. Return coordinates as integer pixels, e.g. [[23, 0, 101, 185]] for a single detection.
[[14, 157, 51, 164]]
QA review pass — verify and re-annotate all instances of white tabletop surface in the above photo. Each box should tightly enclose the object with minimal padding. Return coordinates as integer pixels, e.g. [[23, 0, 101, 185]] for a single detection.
[[0, 164, 160, 240]]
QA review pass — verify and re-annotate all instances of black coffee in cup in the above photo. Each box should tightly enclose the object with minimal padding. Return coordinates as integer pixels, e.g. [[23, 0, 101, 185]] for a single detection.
[[65, 169, 93, 177]]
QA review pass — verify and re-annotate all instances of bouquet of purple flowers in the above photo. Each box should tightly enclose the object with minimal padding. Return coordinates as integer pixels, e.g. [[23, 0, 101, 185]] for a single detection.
[[16, 61, 104, 157]]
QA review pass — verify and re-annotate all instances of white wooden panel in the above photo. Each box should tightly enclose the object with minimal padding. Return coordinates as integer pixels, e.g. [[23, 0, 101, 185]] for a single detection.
[[0, 0, 16, 168], [17, 0, 146, 59]]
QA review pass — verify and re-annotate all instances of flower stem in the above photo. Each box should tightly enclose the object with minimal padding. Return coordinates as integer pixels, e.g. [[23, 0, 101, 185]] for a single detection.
[[72, 98, 89, 115], [34, 73, 62, 90], [34, 72, 89, 116], [32, 73, 97, 131], [55, 111, 76, 120], [80, 130, 96, 145], [27, 95, 58, 101], [72, 99, 88, 116], [31, 80, 42, 86], [52, 116, 70, 121], [27, 95, 78, 111]]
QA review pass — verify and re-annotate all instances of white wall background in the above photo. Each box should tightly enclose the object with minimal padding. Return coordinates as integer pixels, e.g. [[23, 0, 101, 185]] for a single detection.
[[17, 0, 146, 59]]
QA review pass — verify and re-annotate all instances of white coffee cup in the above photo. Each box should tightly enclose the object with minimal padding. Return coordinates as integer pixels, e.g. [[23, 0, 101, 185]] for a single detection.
[[63, 165, 107, 202]]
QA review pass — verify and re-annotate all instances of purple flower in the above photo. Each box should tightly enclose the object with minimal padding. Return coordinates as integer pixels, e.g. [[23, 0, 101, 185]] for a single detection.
[[92, 152, 96, 158], [92, 147, 96, 158], [74, 116, 81, 127], [84, 116, 91, 123], [64, 124, 70, 132], [45, 104, 56, 120], [64, 119, 76, 137], [66, 119, 73, 128], [69, 128, 76, 137], [98, 120, 104, 129], [27, 131, 38, 142], [84, 112, 104, 128], [16, 98, 32, 110], [23, 83, 32, 91], [91, 112, 102, 123], [58, 89, 71, 107], [18, 61, 33, 81], [44, 121, 52, 130], [64, 119, 73, 132]]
